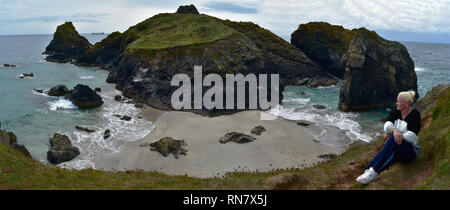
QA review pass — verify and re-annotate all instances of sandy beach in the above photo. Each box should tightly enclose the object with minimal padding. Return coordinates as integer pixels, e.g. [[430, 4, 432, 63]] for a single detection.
[[92, 107, 347, 178]]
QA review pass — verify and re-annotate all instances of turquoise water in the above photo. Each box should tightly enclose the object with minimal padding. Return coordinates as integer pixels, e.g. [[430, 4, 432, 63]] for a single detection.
[[0, 35, 449, 167], [0, 35, 153, 169]]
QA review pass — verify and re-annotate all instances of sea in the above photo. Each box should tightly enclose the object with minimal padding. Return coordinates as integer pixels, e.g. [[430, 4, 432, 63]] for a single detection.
[[0, 34, 449, 169]]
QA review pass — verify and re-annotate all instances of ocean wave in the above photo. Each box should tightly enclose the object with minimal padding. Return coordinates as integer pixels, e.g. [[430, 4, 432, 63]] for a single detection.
[[78, 75, 95, 79], [415, 67, 425, 72], [268, 105, 373, 145], [48, 98, 77, 111], [59, 92, 154, 170]]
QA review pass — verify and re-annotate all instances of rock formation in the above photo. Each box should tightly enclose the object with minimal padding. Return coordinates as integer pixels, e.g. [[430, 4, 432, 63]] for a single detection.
[[149, 137, 187, 159], [338, 28, 418, 111], [176, 4, 200, 14], [47, 133, 80, 164], [0, 128, 31, 158], [219, 132, 256, 144], [291, 22, 356, 78], [250, 125, 266, 136], [43, 22, 91, 63], [44, 5, 338, 116], [67, 84, 104, 109], [48, 85, 69, 96]]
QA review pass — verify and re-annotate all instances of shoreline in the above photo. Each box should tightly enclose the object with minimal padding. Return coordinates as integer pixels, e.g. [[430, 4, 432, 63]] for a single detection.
[[92, 106, 347, 178]]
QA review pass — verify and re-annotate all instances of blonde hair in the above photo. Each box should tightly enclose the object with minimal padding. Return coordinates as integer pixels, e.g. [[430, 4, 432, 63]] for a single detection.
[[398, 90, 416, 104]]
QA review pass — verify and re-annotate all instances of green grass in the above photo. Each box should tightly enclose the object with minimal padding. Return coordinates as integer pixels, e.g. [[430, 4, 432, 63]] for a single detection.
[[123, 13, 238, 52]]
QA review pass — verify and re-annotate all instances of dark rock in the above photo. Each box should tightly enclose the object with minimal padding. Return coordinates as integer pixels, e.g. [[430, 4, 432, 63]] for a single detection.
[[318, 153, 337, 160], [19, 73, 34, 78], [176, 4, 199, 14], [75, 125, 95, 133], [11, 64, 16, 67], [33, 88, 44, 93], [297, 120, 313, 126], [47, 133, 80, 164], [313, 104, 327, 109], [219, 132, 256, 144], [103, 129, 111, 139], [95, 87, 101, 92], [67, 84, 103, 109], [149, 137, 187, 159], [338, 28, 418, 111], [47, 85, 69, 96], [250, 125, 266, 136], [114, 95, 122, 101], [120, 115, 132, 121], [291, 22, 356, 78], [43, 22, 92, 63], [3, 64, 11, 67], [135, 103, 144, 108], [0, 129, 31, 157]]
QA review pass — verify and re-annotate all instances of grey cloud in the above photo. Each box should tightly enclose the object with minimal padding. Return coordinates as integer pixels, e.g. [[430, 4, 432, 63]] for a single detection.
[[203, 1, 258, 14]]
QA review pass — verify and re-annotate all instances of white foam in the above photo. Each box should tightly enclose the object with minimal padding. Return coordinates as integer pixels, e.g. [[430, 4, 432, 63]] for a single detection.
[[48, 98, 77, 111], [58, 91, 154, 170], [268, 104, 374, 144], [78, 75, 95, 79], [415, 67, 425, 72]]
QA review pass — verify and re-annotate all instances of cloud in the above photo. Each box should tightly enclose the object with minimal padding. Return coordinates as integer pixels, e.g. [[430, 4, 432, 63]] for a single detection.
[[203, 1, 258, 14]]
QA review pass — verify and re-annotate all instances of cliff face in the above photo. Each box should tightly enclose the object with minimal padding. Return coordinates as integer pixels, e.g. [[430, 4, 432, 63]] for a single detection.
[[43, 22, 91, 63], [291, 22, 417, 112], [338, 28, 418, 111], [44, 6, 338, 116], [291, 22, 356, 78]]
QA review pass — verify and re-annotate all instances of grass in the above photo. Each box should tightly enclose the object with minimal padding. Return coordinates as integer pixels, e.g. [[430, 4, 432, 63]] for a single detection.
[[123, 13, 238, 52], [1, 86, 448, 190]]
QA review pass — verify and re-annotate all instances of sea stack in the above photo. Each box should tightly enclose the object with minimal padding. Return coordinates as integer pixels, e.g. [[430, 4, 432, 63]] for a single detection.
[[338, 28, 418, 111], [43, 21, 92, 63]]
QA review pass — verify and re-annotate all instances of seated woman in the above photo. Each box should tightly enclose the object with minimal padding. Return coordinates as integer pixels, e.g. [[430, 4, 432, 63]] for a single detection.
[[356, 91, 421, 184]]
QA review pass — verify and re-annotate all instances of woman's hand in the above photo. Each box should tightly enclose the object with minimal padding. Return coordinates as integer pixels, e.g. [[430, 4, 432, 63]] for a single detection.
[[393, 128, 403, 145], [383, 133, 390, 141]]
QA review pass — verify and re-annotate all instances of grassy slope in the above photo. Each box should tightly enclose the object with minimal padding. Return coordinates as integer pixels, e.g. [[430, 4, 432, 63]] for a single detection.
[[123, 13, 238, 52], [0, 86, 448, 190]]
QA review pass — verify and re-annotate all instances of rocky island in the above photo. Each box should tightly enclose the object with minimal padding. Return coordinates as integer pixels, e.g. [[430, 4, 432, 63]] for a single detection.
[[44, 5, 338, 116]]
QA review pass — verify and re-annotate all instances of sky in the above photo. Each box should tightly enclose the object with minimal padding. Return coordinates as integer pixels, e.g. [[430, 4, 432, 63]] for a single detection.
[[0, 0, 449, 43]]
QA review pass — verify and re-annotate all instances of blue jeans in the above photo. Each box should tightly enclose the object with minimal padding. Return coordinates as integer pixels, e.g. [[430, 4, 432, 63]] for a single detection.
[[366, 135, 416, 173]]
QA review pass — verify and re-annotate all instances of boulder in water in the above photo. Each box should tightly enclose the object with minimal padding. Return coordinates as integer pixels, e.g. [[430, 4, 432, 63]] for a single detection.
[[75, 125, 95, 133], [67, 84, 103, 109], [48, 85, 69, 96]]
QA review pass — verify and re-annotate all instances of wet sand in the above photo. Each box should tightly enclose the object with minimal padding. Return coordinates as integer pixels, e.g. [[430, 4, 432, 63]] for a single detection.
[[92, 107, 346, 178]]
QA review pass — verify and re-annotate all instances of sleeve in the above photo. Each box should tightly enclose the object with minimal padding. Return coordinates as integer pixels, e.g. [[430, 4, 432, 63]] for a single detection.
[[403, 131, 418, 144], [383, 109, 397, 134], [384, 121, 394, 134]]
